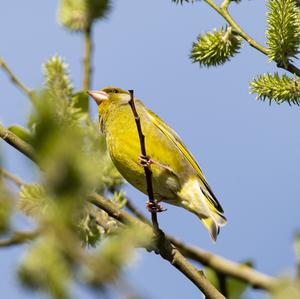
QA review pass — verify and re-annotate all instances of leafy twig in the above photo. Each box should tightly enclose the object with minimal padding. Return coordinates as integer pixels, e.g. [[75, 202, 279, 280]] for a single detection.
[[0, 58, 33, 98], [203, 0, 300, 77]]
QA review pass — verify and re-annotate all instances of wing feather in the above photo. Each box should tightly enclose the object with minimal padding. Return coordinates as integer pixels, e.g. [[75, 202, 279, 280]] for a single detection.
[[145, 108, 224, 213]]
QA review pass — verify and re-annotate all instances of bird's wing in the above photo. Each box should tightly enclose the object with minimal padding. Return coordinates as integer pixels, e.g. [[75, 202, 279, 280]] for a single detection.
[[145, 108, 224, 213]]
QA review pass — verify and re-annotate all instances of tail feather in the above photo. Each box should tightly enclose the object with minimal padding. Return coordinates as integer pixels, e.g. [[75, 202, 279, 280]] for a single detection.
[[178, 176, 227, 241], [201, 212, 227, 241]]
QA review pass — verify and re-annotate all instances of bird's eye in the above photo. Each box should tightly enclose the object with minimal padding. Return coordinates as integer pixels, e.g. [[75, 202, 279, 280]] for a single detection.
[[111, 89, 119, 93]]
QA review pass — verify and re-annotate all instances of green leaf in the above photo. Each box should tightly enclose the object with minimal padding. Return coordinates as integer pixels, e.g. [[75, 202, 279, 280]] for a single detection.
[[191, 26, 242, 67], [58, 0, 111, 32], [266, 0, 300, 67], [8, 125, 33, 144], [250, 73, 300, 104]]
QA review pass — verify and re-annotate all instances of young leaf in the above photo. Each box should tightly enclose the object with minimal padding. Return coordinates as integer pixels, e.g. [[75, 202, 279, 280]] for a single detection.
[[250, 73, 300, 105], [266, 0, 300, 67], [43, 55, 73, 102], [19, 184, 47, 217], [191, 26, 242, 67]]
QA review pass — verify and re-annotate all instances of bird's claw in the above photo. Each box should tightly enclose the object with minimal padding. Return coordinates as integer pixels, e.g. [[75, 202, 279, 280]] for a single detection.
[[139, 155, 153, 167], [147, 200, 167, 213]]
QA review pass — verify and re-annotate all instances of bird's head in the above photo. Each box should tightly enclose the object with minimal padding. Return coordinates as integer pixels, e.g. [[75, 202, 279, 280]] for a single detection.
[[88, 86, 130, 106]]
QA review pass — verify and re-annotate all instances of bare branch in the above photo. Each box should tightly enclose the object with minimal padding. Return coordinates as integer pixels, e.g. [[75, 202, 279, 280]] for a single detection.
[[0, 124, 37, 163], [128, 89, 160, 231], [0, 58, 34, 98], [89, 193, 226, 299], [1, 168, 25, 187], [83, 27, 93, 93], [0, 230, 38, 247], [126, 198, 277, 291]]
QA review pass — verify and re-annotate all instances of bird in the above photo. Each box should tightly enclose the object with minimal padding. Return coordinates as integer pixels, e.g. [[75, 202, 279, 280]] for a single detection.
[[88, 86, 226, 241]]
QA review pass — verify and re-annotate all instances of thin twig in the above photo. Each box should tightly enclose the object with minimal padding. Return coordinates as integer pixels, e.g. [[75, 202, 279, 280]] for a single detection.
[[203, 0, 300, 77], [0, 124, 37, 163], [0, 58, 33, 98], [127, 90, 159, 231], [0, 230, 38, 247], [1, 168, 25, 187], [89, 193, 225, 299], [126, 198, 276, 291], [83, 27, 93, 94]]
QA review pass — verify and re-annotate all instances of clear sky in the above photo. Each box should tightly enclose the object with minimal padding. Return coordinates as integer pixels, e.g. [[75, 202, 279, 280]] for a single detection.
[[1, 1, 299, 299]]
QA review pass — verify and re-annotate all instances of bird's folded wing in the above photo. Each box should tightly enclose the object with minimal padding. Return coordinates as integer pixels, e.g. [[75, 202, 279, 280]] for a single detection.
[[145, 108, 224, 213]]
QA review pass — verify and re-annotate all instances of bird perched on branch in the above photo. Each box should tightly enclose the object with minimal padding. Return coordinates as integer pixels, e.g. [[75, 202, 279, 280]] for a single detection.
[[88, 87, 226, 241]]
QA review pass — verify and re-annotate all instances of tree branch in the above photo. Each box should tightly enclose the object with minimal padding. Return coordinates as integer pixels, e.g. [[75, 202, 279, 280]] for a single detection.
[[0, 124, 37, 163], [126, 198, 277, 291], [128, 90, 160, 231], [203, 0, 300, 77], [0, 230, 38, 247], [89, 193, 225, 299], [83, 27, 93, 94], [1, 167, 25, 187], [0, 58, 33, 98]]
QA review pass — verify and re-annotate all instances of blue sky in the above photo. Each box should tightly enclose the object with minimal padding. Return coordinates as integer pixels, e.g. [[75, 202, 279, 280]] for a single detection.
[[1, 1, 300, 299]]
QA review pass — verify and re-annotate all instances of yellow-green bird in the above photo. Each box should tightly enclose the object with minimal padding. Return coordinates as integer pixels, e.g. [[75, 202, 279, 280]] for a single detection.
[[88, 87, 226, 241]]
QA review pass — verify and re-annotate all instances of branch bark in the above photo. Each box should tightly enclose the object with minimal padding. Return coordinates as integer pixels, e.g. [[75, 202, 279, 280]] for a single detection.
[[125, 198, 277, 291], [0, 230, 38, 247], [89, 193, 226, 299], [0, 124, 36, 163], [1, 168, 25, 187], [83, 27, 93, 93], [128, 90, 160, 231]]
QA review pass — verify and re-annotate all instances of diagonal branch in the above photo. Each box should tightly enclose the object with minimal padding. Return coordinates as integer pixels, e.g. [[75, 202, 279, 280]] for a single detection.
[[89, 193, 225, 299], [0, 58, 34, 98], [1, 167, 25, 187], [125, 198, 277, 291], [0, 230, 38, 247], [0, 124, 37, 163]]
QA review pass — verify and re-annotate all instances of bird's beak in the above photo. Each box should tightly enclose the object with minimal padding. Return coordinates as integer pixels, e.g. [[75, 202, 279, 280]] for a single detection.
[[87, 90, 109, 105]]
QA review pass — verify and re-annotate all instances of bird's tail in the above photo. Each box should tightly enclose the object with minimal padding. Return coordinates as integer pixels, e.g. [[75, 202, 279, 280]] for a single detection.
[[178, 177, 227, 241], [201, 210, 227, 242]]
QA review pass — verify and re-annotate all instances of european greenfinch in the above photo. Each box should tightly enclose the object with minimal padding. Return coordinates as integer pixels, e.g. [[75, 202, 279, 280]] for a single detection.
[[88, 87, 226, 241]]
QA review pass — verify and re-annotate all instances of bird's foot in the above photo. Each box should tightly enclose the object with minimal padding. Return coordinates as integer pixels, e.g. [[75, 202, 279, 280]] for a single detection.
[[139, 154, 153, 167], [147, 200, 167, 213]]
